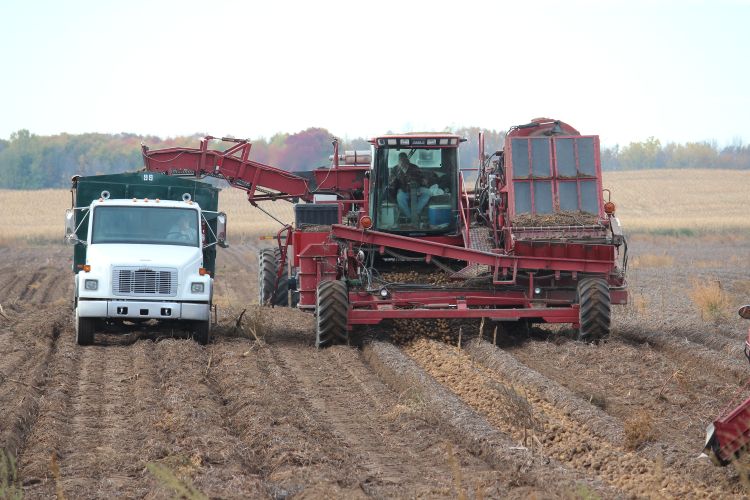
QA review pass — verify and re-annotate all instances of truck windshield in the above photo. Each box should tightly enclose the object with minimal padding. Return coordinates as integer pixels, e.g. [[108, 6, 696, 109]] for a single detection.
[[92, 206, 200, 247], [373, 147, 458, 233]]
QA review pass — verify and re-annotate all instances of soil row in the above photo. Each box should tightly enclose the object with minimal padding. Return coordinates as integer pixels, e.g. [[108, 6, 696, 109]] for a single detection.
[[403, 337, 734, 498], [207, 315, 521, 498], [507, 327, 748, 484], [0, 305, 64, 462]]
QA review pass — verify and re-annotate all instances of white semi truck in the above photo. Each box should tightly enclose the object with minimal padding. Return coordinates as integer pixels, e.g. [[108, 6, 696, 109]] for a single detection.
[[65, 172, 226, 345]]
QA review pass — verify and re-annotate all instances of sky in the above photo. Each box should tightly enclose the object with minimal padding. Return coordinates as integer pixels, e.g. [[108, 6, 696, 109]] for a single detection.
[[0, 0, 748, 147]]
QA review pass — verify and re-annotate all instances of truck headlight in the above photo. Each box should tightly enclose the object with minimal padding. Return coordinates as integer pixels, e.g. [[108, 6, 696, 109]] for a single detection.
[[84, 279, 98, 291], [191, 282, 205, 293]]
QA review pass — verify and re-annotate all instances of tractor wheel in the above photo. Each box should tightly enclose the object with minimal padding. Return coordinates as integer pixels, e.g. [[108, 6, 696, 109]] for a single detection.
[[75, 310, 95, 346], [259, 249, 275, 305], [316, 280, 348, 348], [273, 248, 290, 306], [258, 249, 288, 306], [193, 320, 210, 345], [577, 277, 611, 342], [503, 320, 530, 337]]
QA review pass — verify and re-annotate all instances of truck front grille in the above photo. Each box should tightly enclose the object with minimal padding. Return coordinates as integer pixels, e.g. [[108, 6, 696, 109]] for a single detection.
[[112, 267, 177, 297]]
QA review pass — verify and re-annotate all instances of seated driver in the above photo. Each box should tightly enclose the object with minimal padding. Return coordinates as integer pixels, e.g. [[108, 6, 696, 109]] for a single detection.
[[168, 213, 198, 242], [389, 152, 431, 219]]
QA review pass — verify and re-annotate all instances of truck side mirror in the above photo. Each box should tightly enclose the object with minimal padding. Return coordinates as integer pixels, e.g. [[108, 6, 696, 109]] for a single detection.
[[216, 212, 228, 248], [64, 209, 78, 245]]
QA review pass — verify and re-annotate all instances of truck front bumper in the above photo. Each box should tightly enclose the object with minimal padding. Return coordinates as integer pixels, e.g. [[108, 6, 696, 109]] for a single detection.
[[78, 299, 209, 321]]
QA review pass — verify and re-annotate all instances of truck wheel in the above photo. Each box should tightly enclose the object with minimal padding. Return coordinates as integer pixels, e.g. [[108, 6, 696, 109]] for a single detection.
[[577, 278, 611, 342], [258, 249, 288, 306], [76, 310, 95, 346], [316, 280, 348, 348], [193, 320, 210, 345]]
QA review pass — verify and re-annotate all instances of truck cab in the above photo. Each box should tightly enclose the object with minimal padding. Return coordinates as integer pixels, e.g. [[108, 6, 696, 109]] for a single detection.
[[65, 173, 226, 345]]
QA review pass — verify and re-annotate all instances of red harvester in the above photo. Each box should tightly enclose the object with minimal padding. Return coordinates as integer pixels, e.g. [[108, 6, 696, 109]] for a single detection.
[[142, 118, 628, 347], [704, 305, 750, 465]]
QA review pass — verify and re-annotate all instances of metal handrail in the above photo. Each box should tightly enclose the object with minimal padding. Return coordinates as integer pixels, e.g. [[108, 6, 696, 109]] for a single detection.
[[458, 172, 471, 248]]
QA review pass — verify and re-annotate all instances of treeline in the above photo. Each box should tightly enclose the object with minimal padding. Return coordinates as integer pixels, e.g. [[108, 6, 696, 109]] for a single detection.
[[600, 137, 750, 171], [0, 129, 747, 189]]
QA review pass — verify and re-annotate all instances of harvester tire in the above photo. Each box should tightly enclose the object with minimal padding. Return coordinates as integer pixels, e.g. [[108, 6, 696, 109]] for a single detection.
[[577, 277, 611, 342], [503, 320, 531, 337], [75, 310, 95, 346], [274, 250, 289, 307], [193, 320, 210, 345], [258, 249, 288, 306], [316, 280, 348, 348]]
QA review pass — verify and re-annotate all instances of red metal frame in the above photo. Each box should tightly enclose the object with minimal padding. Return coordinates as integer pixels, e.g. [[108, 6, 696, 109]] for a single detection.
[[708, 325, 750, 464], [712, 394, 750, 463], [331, 224, 617, 276], [143, 121, 627, 337], [142, 137, 312, 202]]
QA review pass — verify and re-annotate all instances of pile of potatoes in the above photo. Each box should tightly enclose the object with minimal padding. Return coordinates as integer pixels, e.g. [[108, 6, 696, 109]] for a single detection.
[[391, 318, 454, 344], [382, 271, 450, 286]]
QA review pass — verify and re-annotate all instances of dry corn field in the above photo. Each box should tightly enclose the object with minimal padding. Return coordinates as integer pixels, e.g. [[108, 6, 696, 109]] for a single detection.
[[1, 172, 750, 498]]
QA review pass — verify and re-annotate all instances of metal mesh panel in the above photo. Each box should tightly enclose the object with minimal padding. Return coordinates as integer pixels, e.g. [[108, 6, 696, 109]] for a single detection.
[[578, 137, 596, 176], [558, 181, 579, 211], [514, 182, 532, 213], [511, 139, 530, 178], [112, 267, 177, 297], [533, 181, 553, 213], [531, 139, 551, 177], [556, 138, 576, 176], [580, 180, 599, 213]]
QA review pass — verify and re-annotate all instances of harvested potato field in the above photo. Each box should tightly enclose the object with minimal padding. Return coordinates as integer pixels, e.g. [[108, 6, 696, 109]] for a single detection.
[[2, 222, 750, 497]]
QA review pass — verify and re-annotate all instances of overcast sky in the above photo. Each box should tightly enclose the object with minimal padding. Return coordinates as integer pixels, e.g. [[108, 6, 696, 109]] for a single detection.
[[1, 0, 748, 146]]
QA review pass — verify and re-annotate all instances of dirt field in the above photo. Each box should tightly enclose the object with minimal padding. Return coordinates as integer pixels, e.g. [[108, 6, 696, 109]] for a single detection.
[[1, 231, 750, 497]]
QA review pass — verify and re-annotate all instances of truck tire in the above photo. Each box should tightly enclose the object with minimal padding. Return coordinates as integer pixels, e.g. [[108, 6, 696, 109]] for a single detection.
[[577, 277, 611, 342], [258, 249, 288, 306], [193, 320, 210, 345], [75, 310, 95, 346], [316, 280, 348, 348]]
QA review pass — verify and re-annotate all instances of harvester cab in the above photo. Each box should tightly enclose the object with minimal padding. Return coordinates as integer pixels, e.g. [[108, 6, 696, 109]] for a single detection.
[[704, 305, 750, 465], [369, 134, 464, 235]]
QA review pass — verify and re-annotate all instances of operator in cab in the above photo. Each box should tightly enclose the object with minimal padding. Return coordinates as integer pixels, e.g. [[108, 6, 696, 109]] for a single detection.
[[389, 152, 431, 219], [167, 212, 199, 243]]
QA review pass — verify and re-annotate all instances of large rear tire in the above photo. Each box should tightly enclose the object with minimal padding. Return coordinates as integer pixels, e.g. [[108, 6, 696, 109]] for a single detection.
[[75, 310, 95, 346], [258, 249, 289, 306], [577, 277, 611, 342], [274, 248, 289, 307], [503, 320, 531, 337], [316, 280, 348, 348]]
